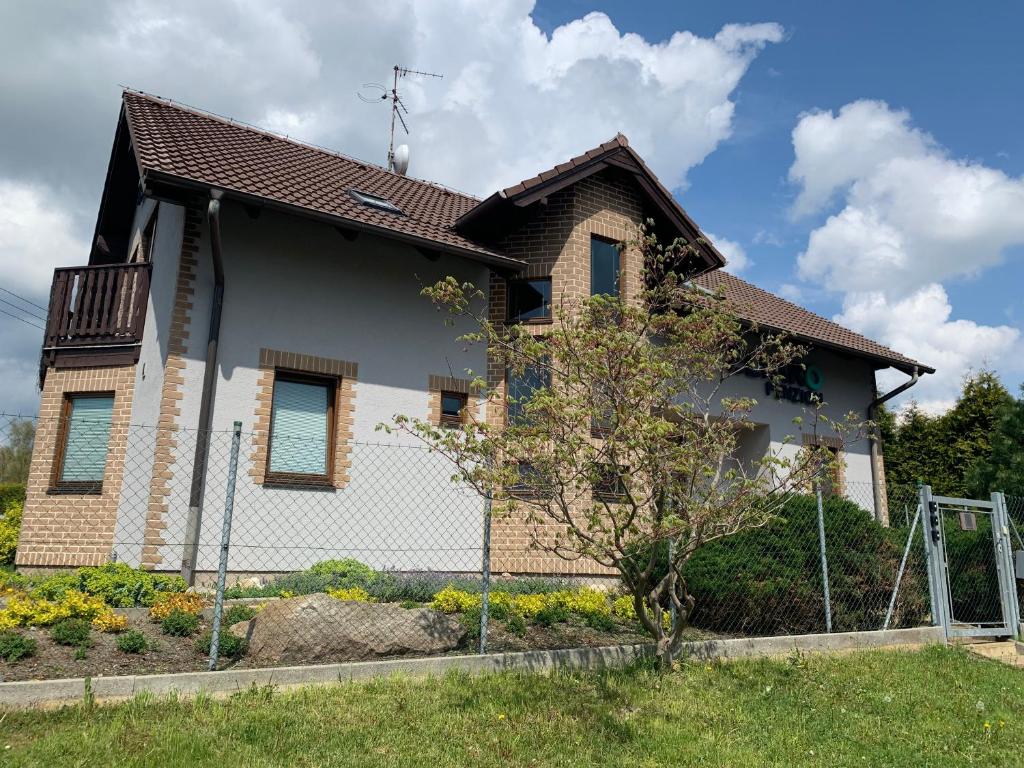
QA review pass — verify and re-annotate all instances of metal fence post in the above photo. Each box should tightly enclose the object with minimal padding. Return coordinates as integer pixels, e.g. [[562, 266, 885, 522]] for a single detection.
[[478, 481, 493, 655], [208, 421, 241, 671], [815, 484, 832, 633]]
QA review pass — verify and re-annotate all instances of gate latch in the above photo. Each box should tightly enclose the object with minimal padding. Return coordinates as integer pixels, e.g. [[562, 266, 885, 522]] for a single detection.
[[928, 501, 940, 544]]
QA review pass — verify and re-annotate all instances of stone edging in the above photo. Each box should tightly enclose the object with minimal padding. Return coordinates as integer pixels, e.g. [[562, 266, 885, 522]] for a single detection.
[[0, 626, 944, 710]]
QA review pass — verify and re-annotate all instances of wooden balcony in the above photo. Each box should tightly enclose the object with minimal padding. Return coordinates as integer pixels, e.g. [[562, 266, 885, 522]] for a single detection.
[[42, 263, 151, 370]]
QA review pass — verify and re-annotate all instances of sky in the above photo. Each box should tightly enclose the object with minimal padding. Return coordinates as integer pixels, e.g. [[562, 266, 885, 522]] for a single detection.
[[0, 0, 1021, 416]]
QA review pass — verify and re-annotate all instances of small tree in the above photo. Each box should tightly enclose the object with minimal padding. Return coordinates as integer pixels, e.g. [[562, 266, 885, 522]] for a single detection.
[[966, 384, 1024, 496], [386, 225, 861, 663]]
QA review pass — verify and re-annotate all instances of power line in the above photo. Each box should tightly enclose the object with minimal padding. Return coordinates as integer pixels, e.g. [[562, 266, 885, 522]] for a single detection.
[[0, 296, 46, 322], [0, 286, 48, 313], [0, 307, 45, 331]]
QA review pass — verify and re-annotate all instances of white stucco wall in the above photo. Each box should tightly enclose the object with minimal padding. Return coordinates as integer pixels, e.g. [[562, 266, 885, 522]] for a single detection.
[[714, 346, 878, 504], [113, 201, 185, 564], [146, 203, 489, 573]]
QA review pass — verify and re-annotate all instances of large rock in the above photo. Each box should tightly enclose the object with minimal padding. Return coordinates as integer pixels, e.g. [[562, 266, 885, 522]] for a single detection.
[[229, 593, 466, 665]]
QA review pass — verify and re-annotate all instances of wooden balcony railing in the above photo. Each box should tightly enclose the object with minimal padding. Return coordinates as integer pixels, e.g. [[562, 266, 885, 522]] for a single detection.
[[42, 263, 151, 368]]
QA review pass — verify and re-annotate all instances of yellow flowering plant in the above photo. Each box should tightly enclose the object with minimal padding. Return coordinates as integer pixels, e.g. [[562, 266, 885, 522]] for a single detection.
[[148, 591, 206, 621], [326, 586, 373, 602]]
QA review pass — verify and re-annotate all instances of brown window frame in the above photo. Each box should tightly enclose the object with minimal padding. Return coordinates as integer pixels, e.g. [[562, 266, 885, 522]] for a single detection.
[[507, 277, 553, 324], [593, 463, 628, 503], [439, 390, 468, 428], [50, 391, 115, 495], [264, 369, 339, 488]]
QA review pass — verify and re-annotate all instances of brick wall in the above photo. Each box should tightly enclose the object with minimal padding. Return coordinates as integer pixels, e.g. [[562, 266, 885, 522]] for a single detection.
[[17, 366, 137, 568], [488, 168, 647, 576]]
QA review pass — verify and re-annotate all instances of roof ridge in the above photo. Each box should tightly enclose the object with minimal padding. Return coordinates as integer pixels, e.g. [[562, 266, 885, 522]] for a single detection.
[[121, 88, 481, 204]]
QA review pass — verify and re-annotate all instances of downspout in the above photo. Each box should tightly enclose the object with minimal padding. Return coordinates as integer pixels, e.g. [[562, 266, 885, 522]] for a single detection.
[[868, 366, 920, 526], [181, 189, 225, 585]]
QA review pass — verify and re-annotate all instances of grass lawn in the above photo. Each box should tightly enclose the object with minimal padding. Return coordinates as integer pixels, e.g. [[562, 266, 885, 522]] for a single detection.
[[2, 645, 1022, 767]]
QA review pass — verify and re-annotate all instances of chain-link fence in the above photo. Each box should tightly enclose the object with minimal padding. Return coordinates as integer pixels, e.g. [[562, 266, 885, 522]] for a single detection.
[[0, 411, 1012, 681]]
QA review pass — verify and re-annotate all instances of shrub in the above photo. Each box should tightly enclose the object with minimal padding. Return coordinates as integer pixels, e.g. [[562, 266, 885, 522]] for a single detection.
[[504, 612, 527, 636], [308, 558, 375, 582], [161, 609, 200, 637], [116, 629, 147, 654], [432, 586, 617, 630], [683, 494, 930, 635], [196, 630, 247, 659], [78, 563, 187, 607], [326, 586, 373, 602], [149, 591, 206, 621], [0, 589, 108, 629], [51, 617, 92, 647], [0, 483, 26, 512], [0, 630, 36, 662], [223, 604, 258, 626], [92, 610, 129, 633], [28, 563, 187, 607], [0, 500, 23, 566]]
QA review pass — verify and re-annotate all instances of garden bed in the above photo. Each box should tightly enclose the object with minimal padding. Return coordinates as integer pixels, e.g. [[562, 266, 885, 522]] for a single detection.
[[0, 560, 685, 682]]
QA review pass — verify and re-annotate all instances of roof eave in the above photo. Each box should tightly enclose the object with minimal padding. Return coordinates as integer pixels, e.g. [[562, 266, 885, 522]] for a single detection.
[[142, 169, 527, 273]]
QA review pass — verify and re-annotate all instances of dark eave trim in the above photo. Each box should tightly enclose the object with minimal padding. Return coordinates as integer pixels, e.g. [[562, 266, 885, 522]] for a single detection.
[[141, 169, 527, 273]]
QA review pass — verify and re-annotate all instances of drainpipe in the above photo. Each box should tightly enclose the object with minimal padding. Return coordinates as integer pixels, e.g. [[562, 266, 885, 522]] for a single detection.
[[181, 190, 226, 585], [868, 366, 920, 526]]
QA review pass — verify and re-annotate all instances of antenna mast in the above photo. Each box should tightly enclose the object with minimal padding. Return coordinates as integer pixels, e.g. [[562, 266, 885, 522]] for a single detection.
[[386, 65, 443, 172]]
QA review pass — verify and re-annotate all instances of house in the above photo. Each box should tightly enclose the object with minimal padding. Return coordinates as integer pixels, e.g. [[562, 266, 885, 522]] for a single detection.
[[16, 90, 933, 582]]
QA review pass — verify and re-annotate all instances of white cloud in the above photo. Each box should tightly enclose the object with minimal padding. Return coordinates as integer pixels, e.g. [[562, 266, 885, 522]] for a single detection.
[[837, 285, 1020, 413], [0, 2, 783, 413], [705, 232, 750, 273], [788, 100, 1024, 411]]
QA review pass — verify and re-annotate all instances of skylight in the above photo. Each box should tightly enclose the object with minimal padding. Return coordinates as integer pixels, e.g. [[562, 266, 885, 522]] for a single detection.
[[349, 189, 403, 215]]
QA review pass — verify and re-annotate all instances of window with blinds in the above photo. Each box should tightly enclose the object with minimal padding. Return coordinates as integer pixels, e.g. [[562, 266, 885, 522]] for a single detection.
[[56, 393, 115, 491], [267, 373, 336, 483]]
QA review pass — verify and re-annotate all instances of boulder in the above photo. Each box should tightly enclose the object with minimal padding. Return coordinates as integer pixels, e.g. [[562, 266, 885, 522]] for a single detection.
[[229, 593, 466, 665]]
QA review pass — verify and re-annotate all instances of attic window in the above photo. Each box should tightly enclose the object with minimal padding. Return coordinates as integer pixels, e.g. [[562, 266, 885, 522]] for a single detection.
[[349, 189, 403, 215]]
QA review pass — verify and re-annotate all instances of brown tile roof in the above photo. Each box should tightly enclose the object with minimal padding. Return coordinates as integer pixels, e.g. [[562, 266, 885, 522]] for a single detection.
[[695, 271, 933, 373], [121, 90, 522, 268], [458, 132, 725, 274], [119, 90, 927, 373]]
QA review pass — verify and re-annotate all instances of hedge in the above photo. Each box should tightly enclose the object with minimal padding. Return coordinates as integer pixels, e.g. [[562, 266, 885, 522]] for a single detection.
[[683, 494, 930, 635]]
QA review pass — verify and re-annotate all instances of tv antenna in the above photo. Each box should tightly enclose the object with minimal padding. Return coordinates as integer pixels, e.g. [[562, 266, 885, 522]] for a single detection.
[[357, 65, 443, 174]]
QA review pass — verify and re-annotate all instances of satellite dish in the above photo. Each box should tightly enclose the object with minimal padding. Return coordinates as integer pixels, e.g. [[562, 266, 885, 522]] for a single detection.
[[393, 144, 410, 175]]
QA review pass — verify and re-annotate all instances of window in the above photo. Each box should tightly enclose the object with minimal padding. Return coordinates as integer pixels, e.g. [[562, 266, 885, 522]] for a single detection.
[[510, 462, 553, 499], [508, 278, 552, 323], [440, 391, 467, 427], [506, 361, 550, 425], [593, 464, 628, 503], [54, 393, 115, 492], [267, 372, 337, 484], [590, 236, 620, 297], [348, 189, 403, 215]]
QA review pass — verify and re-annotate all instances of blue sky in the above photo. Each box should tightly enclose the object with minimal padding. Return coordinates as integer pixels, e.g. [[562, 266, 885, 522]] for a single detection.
[[0, 0, 1021, 414], [534, 0, 1024, 407], [539, 0, 1024, 334]]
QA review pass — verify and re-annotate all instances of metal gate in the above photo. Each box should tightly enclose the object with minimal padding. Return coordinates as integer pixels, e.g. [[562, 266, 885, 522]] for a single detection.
[[920, 486, 1021, 639]]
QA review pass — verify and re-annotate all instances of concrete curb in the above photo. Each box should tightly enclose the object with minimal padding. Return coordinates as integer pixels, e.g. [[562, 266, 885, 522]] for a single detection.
[[0, 626, 943, 710]]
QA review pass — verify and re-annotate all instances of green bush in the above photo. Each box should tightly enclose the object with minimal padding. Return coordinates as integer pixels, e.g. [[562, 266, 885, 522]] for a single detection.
[[50, 617, 92, 647], [683, 494, 930, 635], [196, 630, 247, 659], [504, 612, 527, 637], [533, 602, 570, 627], [161, 609, 200, 637], [0, 483, 25, 513], [30, 563, 187, 607], [116, 629, 148, 654], [223, 604, 257, 626], [0, 630, 36, 662], [308, 558, 376, 582], [0, 501, 22, 566]]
